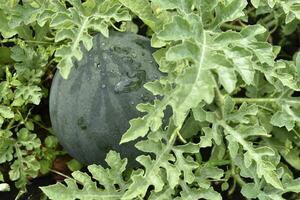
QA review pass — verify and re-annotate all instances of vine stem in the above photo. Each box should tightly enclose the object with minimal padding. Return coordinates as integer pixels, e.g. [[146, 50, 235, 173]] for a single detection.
[[233, 97, 277, 103], [205, 160, 231, 166], [212, 75, 225, 118], [233, 97, 300, 105], [34, 121, 54, 134], [221, 23, 243, 31], [261, 13, 274, 24], [265, 19, 278, 30], [109, 21, 124, 32], [50, 169, 86, 186], [229, 173, 246, 195], [0, 38, 54, 45], [218, 120, 260, 162], [231, 165, 246, 186], [176, 129, 187, 143], [50, 169, 73, 180], [5, 119, 15, 130]]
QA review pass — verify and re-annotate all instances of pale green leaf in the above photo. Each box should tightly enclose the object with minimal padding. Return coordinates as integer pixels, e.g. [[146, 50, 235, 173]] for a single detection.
[[0, 106, 14, 119], [224, 47, 255, 85], [216, 67, 237, 93], [166, 40, 199, 61], [176, 182, 221, 200], [0, 183, 10, 192], [41, 151, 129, 200], [262, 168, 283, 190], [157, 16, 192, 41], [280, 1, 300, 23], [0, 10, 17, 38], [148, 186, 174, 200], [271, 111, 295, 131], [120, 118, 149, 144], [119, 0, 158, 30], [284, 177, 300, 193], [212, 0, 247, 27], [200, 127, 214, 148], [226, 135, 240, 158], [0, 130, 14, 163], [241, 183, 260, 198]]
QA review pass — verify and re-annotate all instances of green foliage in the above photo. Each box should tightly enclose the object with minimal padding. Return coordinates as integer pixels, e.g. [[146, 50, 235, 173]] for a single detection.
[[0, 50, 61, 193], [0, 0, 299, 199], [42, 151, 130, 200]]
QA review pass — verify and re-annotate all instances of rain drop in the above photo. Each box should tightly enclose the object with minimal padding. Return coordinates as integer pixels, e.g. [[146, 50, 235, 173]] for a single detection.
[[114, 70, 146, 93], [101, 84, 106, 89], [101, 42, 106, 46], [126, 71, 137, 78], [132, 53, 137, 58], [114, 78, 132, 93], [130, 101, 135, 105], [152, 75, 159, 80], [96, 63, 101, 69], [140, 94, 149, 102], [77, 117, 87, 130], [123, 56, 133, 63]]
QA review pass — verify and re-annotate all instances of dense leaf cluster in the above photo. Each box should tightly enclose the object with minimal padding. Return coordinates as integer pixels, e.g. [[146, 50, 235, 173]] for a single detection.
[[0, 0, 300, 199], [0, 9, 61, 196]]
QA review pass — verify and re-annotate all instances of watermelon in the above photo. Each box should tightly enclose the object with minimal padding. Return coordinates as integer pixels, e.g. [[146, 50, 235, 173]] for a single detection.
[[49, 31, 161, 166]]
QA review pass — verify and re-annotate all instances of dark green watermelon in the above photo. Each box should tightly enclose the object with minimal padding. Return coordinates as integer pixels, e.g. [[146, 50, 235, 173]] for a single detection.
[[49, 31, 161, 166]]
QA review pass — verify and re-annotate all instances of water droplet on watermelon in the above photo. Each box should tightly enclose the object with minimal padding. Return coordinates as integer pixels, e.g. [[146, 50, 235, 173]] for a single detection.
[[77, 117, 87, 130], [140, 94, 149, 101], [114, 70, 146, 93], [109, 69, 121, 75], [132, 53, 137, 58], [126, 71, 137, 78], [123, 56, 133, 63], [114, 78, 132, 93], [101, 42, 105, 46], [130, 101, 135, 105], [152, 75, 158, 79], [96, 63, 101, 69], [101, 84, 106, 89]]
